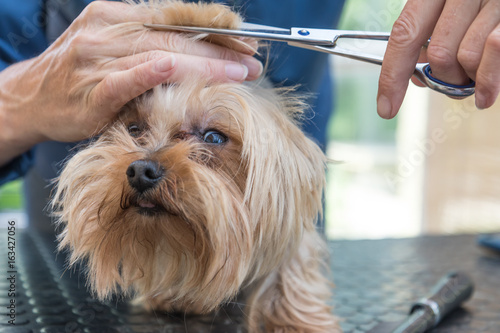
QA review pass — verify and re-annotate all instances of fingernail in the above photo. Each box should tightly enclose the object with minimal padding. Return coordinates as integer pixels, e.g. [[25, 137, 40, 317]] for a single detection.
[[475, 90, 488, 110], [241, 57, 263, 79], [377, 94, 393, 119], [155, 55, 176, 73], [225, 63, 248, 81]]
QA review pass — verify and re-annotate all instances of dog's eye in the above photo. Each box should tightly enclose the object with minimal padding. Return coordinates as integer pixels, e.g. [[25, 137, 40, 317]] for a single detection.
[[203, 130, 227, 144], [127, 123, 142, 137]]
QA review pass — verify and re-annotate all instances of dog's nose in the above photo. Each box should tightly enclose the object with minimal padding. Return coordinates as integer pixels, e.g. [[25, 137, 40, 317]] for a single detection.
[[126, 159, 164, 193]]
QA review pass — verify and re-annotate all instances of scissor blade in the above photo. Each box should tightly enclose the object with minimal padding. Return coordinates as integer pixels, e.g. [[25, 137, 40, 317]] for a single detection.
[[144, 23, 290, 41], [239, 22, 289, 33], [143, 24, 337, 46]]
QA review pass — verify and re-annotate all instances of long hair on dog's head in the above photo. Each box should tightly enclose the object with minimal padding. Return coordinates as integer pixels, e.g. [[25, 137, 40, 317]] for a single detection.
[[52, 78, 325, 312]]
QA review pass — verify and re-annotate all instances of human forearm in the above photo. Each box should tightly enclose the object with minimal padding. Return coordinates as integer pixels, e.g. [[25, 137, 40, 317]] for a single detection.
[[0, 58, 46, 167]]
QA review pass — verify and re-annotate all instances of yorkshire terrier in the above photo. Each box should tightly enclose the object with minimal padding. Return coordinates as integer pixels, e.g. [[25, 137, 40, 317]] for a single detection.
[[52, 1, 338, 332]]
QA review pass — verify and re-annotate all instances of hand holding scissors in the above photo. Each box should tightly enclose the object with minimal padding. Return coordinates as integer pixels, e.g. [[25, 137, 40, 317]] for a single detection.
[[379, 0, 500, 118]]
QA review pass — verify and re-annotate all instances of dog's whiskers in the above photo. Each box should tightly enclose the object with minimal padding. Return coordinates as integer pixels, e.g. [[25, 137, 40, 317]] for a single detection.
[[119, 185, 131, 211]]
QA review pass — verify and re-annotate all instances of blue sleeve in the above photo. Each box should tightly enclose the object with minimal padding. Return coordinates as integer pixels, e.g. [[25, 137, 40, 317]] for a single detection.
[[0, 150, 35, 186]]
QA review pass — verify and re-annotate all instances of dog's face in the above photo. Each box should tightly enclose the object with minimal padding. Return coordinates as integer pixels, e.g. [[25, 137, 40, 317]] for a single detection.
[[53, 80, 325, 312]]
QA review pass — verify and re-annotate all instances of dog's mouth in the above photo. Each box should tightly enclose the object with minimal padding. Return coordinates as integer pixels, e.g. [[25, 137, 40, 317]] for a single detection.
[[129, 196, 169, 217]]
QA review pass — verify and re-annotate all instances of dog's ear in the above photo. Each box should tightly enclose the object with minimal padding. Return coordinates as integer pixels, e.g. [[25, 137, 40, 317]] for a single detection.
[[240, 85, 326, 247]]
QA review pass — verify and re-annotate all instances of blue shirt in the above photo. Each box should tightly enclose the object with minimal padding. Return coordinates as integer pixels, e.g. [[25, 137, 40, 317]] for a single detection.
[[0, 0, 345, 186]]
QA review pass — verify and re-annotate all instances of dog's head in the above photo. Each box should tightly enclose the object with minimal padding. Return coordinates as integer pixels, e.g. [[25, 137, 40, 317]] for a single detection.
[[52, 79, 325, 311], [52, 0, 327, 313]]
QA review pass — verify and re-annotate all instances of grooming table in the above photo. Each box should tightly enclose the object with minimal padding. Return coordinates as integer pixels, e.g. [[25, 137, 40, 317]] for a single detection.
[[1, 229, 499, 332]]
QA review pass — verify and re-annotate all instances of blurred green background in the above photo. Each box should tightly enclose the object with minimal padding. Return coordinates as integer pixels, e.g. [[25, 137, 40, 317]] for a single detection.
[[0, 180, 23, 211]]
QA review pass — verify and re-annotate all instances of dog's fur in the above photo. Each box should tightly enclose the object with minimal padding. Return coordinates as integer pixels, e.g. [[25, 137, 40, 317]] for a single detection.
[[52, 1, 338, 331]]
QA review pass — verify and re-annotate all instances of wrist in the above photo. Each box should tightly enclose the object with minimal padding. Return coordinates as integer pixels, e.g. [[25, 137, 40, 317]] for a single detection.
[[0, 102, 39, 167], [0, 60, 46, 166]]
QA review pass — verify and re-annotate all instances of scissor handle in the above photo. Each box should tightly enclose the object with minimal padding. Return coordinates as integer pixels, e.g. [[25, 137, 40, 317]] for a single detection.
[[413, 63, 475, 98]]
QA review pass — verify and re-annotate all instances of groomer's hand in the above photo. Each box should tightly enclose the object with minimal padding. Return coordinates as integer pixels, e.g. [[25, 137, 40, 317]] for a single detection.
[[0, 1, 261, 166], [377, 0, 500, 119]]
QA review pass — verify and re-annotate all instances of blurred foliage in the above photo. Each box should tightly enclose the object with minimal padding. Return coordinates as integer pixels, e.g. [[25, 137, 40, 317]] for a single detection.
[[0, 180, 23, 210], [338, 0, 403, 31]]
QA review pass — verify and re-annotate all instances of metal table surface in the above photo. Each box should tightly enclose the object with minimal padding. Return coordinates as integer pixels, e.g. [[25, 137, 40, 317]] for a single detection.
[[0, 230, 499, 332]]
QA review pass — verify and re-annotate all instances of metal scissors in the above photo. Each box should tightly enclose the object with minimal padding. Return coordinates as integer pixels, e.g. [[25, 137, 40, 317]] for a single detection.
[[144, 23, 475, 98]]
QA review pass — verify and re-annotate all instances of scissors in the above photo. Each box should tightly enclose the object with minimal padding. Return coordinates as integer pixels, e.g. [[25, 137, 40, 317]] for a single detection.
[[144, 23, 476, 98]]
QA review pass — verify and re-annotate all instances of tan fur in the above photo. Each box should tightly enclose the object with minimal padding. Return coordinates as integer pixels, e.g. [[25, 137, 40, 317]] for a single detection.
[[52, 1, 339, 332]]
